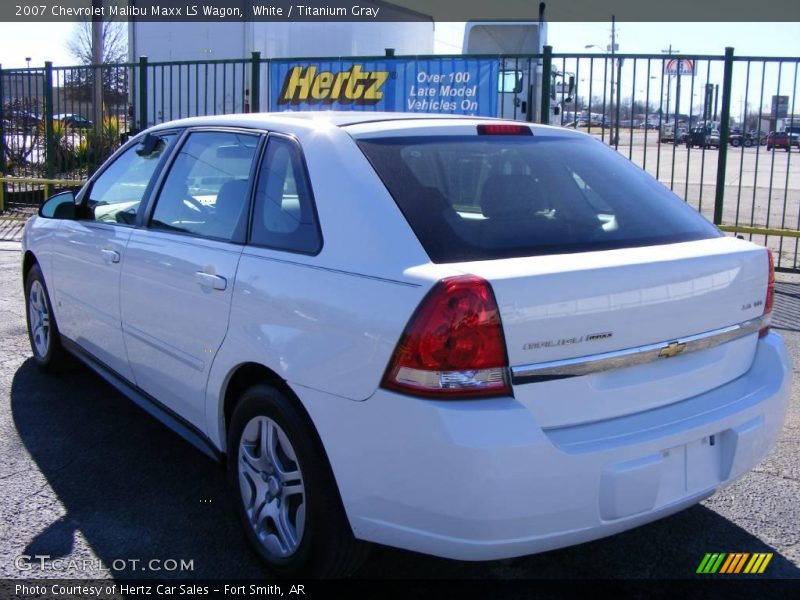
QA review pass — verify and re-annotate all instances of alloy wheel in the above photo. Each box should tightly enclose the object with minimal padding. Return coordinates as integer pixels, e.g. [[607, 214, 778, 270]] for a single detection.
[[238, 415, 306, 558], [28, 280, 50, 358]]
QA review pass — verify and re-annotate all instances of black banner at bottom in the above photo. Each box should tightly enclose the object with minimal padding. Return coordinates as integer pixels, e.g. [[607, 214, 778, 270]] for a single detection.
[[1, 578, 798, 600]]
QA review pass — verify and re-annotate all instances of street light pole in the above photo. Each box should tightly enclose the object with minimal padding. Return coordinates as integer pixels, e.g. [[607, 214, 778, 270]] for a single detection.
[[587, 18, 620, 145]]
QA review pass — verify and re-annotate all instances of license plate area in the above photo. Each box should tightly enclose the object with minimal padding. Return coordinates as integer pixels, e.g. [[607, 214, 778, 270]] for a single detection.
[[656, 435, 722, 507]]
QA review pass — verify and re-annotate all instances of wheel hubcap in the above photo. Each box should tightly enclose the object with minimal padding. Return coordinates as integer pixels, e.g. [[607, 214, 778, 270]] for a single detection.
[[238, 416, 306, 558], [28, 280, 50, 358]]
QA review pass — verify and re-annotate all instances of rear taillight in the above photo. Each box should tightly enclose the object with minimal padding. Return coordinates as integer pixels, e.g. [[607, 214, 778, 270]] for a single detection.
[[759, 249, 775, 338], [382, 275, 511, 399]]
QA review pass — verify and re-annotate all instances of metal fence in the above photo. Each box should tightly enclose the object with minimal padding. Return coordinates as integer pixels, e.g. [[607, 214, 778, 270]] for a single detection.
[[548, 50, 800, 272], [1, 48, 799, 270]]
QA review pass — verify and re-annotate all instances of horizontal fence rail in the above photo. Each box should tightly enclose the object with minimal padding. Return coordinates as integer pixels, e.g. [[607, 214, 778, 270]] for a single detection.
[[1, 48, 799, 270]]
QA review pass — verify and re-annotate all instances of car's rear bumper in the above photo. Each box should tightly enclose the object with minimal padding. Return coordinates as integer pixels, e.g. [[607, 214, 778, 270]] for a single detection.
[[297, 332, 791, 561]]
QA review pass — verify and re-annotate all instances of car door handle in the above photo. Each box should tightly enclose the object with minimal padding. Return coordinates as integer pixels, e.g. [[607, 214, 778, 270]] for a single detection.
[[100, 249, 120, 263], [195, 271, 227, 291]]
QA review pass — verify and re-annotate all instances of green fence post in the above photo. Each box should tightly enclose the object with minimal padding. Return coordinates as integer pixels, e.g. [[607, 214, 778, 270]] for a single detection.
[[43, 61, 54, 197], [714, 47, 735, 226], [251, 51, 261, 113], [138, 56, 148, 130], [613, 58, 623, 148], [0, 63, 6, 212], [540, 45, 552, 125]]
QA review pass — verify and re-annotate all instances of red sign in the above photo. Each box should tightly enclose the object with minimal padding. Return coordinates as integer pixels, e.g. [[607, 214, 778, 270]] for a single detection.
[[665, 59, 694, 76]]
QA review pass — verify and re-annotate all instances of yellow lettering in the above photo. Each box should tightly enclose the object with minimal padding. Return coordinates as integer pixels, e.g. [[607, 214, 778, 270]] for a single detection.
[[278, 66, 317, 105], [365, 72, 388, 101], [279, 66, 389, 105], [310, 72, 334, 100]]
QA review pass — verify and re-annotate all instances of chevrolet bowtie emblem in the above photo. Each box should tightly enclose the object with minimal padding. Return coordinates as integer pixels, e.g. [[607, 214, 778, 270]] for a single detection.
[[659, 341, 687, 358]]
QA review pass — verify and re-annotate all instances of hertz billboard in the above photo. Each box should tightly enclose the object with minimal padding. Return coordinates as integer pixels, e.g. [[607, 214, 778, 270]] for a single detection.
[[269, 58, 499, 116]]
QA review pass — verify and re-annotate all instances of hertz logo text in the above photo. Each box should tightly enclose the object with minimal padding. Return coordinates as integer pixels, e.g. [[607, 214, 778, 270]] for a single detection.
[[278, 65, 389, 105]]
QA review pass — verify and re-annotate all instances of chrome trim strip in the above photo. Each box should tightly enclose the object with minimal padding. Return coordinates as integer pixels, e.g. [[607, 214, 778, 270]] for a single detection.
[[511, 315, 769, 384]]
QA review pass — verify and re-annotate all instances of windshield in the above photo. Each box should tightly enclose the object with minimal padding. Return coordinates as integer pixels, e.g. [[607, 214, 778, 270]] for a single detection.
[[358, 134, 720, 263]]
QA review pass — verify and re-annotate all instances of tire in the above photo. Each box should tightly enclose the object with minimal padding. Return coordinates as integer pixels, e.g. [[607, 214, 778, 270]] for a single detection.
[[227, 384, 369, 578], [25, 264, 68, 372], [731, 139, 741, 147], [744, 139, 753, 148], [767, 145, 773, 151]]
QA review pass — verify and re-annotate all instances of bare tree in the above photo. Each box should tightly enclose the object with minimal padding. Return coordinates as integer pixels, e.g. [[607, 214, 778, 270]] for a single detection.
[[66, 20, 127, 66], [63, 21, 128, 104]]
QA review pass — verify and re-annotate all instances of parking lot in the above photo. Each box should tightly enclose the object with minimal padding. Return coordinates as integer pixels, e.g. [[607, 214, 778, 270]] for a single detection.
[[593, 131, 800, 246], [0, 242, 798, 580]]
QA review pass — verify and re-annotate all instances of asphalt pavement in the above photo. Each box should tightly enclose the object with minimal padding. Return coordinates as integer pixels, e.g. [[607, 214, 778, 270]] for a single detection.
[[0, 245, 798, 580]]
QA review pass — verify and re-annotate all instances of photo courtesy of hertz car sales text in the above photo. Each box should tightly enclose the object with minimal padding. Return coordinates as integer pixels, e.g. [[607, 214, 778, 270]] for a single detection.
[[22, 112, 791, 577]]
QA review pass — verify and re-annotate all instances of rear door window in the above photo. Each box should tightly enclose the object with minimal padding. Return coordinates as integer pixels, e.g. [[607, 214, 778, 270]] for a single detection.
[[358, 134, 720, 263], [248, 136, 322, 254]]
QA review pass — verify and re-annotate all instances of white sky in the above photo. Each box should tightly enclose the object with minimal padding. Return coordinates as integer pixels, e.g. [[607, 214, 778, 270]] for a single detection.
[[0, 22, 799, 68]]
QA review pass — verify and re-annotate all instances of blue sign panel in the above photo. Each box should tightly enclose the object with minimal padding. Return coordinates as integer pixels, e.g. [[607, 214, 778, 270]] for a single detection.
[[268, 58, 499, 117]]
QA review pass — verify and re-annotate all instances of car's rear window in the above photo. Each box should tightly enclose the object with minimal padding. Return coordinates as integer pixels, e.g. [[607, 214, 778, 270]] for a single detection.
[[357, 134, 721, 263]]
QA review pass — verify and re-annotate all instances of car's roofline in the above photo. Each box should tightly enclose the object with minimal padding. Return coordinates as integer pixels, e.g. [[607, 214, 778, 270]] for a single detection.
[[146, 111, 583, 139]]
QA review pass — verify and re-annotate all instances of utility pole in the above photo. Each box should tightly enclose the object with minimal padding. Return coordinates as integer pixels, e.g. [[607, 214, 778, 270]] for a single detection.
[[610, 15, 617, 145], [661, 44, 679, 120], [92, 0, 103, 137]]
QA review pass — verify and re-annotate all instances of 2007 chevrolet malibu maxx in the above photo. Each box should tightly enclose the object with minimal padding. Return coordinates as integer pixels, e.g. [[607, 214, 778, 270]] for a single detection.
[[22, 113, 791, 576]]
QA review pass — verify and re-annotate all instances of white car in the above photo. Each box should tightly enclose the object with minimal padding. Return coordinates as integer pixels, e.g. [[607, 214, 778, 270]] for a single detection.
[[22, 113, 791, 576]]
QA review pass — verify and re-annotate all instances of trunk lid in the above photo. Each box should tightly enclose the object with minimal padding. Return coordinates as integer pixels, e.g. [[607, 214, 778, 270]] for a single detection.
[[455, 237, 769, 428]]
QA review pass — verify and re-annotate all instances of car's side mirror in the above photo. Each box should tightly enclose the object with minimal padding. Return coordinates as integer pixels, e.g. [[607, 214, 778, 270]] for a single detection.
[[39, 191, 76, 220]]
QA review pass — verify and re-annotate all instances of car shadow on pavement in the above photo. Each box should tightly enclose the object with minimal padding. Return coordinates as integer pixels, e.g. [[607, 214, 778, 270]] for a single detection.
[[10, 358, 800, 580], [10, 358, 265, 579]]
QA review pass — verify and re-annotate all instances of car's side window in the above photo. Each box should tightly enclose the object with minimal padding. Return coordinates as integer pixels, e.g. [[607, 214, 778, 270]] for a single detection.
[[83, 134, 175, 225], [249, 136, 321, 254], [150, 131, 260, 242]]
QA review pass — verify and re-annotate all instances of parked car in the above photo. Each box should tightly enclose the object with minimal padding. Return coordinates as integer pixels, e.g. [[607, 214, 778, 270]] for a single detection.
[[22, 113, 790, 577], [687, 126, 720, 149], [749, 130, 769, 145], [766, 131, 791, 151], [785, 125, 800, 148], [3, 109, 41, 133], [579, 115, 609, 128], [54, 113, 93, 129], [660, 123, 689, 144]]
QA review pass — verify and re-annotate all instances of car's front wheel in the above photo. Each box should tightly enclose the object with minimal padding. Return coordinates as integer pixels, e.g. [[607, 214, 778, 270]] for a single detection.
[[25, 264, 68, 371], [228, 384, 368, 577]]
